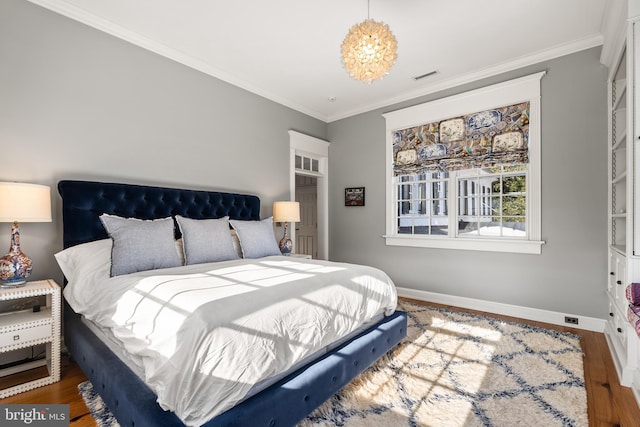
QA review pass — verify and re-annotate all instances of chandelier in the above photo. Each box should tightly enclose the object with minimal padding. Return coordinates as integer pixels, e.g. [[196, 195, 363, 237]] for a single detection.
[[340, 1, 397, 83]]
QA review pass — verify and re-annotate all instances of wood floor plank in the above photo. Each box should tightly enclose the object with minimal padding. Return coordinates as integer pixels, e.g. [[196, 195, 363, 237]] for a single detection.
[[1, 357, 95, 426], [1, 298, 637, 427], [582, 330, 616, 426], [596, 333, 640, 427]]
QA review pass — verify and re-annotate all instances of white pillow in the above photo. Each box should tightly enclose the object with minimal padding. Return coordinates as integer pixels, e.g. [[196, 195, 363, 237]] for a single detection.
[[55, 239, 113, 313], [100, 214, 182, 276], [229, 217, 281, 259], [55, 238, 112, 285], [175, 216, 239, 265]]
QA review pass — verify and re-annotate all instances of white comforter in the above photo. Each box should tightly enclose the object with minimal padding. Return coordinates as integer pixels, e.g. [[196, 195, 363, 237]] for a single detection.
[[64, 256, 397, 426]]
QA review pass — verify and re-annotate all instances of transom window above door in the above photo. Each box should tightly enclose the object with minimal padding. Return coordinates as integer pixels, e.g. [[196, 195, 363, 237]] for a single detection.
[[295, 155, 319, 173]]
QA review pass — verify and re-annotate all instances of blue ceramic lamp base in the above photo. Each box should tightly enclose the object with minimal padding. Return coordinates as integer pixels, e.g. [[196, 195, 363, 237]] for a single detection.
[[278, 223, 293, 254], [0, 221, 32, 288]]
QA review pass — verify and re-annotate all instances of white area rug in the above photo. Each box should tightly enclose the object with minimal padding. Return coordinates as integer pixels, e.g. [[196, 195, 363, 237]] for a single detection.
[[80, 301, 587, 426]]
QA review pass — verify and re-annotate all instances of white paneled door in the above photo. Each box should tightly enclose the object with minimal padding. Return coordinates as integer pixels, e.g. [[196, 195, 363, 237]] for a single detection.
[[296, 178, 317, 258]]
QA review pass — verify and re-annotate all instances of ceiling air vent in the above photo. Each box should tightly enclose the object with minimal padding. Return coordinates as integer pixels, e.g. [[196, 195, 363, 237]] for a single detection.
[[413, 70, 439, 81]]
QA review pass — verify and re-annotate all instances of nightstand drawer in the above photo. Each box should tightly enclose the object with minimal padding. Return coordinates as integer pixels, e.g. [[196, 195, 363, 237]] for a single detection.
[[0, 323, 52, 349]]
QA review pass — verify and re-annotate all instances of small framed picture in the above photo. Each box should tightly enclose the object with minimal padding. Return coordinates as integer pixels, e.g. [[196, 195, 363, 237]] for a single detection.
[[345, 187, 365, 206]]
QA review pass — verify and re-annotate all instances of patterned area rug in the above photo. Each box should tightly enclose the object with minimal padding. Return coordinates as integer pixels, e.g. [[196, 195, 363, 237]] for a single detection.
[[79, 301, 588, 427]]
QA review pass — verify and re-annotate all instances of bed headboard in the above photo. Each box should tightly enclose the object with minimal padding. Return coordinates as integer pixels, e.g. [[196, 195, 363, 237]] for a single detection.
[[57, 180, 261, 249]]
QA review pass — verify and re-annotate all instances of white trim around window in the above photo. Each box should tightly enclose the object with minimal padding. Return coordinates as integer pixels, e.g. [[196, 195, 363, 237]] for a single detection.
[[382, 72, 546, 254]]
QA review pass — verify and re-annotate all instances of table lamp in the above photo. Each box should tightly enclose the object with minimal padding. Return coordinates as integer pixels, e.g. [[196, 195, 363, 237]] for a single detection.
[[273, 201, 300, 254], [0, 182, 52, 287]]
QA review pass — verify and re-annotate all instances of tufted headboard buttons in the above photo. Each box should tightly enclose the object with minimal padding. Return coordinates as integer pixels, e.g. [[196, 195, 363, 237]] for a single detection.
[[58, 180, 261, 249]]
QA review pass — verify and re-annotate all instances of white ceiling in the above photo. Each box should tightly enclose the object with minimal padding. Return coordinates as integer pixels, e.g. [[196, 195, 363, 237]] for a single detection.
[[28, 0, 608, 122]]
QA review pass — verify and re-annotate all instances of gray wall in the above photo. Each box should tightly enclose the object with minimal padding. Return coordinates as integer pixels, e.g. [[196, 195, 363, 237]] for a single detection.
[[1, 0, 609, 320], [328, 47, 609, 319], [0, 0, 326, 286]]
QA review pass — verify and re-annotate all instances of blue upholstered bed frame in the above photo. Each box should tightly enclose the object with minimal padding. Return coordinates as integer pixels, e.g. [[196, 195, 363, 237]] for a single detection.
[[58, 180, 407, 427]]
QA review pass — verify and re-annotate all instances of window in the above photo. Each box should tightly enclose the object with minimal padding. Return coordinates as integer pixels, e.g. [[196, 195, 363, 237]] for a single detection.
[[295, 154, 319, 173], [383, 73, 545, 254], [397, 171, 449, 235]]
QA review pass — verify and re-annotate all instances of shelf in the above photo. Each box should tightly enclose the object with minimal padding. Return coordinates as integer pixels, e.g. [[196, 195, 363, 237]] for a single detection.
[[611, 244, 626, 256], [0, 358, 46, 378], [0, 363, 50, 392], [613, 79, 627, 111], [0, 308, 52, 329], [612, 171, 628, 184], [614, 107, 627, 116], [613, 129, 627, 151]]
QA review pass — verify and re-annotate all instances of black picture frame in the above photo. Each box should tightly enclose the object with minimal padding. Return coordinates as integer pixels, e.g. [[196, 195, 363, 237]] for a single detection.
[[345, 187, 365, 206]]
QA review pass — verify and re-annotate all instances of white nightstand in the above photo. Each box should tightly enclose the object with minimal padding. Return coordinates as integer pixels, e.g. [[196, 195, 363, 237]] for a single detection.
[[0, 279, 61, 397], [285, 253, 312, 259]]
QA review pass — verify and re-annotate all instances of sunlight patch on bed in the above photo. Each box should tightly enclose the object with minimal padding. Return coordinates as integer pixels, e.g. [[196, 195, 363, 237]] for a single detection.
[[125, 274, 255, 311], [216, 264, 314, 286], [249, 273, 314, 286], [111, 274, 258, 357], [110, 268, 319, 359], [215, 263, 314, 286], [263, 259, 346, 274]]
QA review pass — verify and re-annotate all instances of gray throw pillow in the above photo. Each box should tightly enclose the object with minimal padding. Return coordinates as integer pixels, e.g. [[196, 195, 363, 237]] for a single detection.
[[175, 216, 239, 265], [99, 214, 182, 276], [229, 217, 281, 259]]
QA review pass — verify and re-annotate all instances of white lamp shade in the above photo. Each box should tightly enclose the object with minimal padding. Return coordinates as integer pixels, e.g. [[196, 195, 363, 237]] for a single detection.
[[273, 201, 300, 222], [0, 182, 52, 222]]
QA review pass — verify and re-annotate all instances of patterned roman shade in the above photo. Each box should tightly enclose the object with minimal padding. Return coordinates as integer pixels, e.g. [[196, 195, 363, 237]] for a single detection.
[[392, 101, 530, 175]]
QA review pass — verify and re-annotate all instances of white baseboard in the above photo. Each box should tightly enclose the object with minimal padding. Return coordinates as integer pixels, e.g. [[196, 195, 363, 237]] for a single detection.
[[397, 287, 606, 333]]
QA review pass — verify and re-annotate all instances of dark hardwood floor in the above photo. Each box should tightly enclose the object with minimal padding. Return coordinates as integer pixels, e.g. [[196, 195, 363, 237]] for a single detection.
[[2, 297, 639, 426]]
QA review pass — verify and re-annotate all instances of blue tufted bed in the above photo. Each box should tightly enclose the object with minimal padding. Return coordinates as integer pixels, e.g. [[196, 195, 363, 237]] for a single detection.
[[57, 180, 407, 427]]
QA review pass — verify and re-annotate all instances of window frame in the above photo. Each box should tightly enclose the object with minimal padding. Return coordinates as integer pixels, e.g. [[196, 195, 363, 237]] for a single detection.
[[454, 166, 527, 238], [383, 72, 546, 254]]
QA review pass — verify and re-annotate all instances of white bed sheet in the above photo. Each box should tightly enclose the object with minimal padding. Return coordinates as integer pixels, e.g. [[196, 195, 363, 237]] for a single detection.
[[81, 308, 385, 404], [64, 256, 397, 426]]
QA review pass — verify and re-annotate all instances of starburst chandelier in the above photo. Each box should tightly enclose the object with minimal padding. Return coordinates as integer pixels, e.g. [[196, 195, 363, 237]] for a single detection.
[[341, 1, 398, 84]]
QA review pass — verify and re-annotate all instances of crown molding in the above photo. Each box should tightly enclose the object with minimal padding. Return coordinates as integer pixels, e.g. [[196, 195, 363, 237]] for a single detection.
[[599, 0, 628, 69], [328, 34, 603, 122], [27, 0, 605, 124], [26, 0, 328, 121]]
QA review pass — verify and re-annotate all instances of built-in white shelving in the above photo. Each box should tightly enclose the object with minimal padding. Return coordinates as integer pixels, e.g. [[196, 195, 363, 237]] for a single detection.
[[605, 15, 640, 408]]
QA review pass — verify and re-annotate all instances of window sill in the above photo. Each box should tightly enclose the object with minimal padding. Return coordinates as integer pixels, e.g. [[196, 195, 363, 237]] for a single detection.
[[383, 235, 545, 254]]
